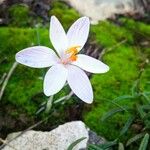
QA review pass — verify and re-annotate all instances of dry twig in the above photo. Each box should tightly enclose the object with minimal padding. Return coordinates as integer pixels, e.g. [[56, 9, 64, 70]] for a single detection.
[[99, 39, 127, 59], [0, 62, 18, 101], [0, 138, 17, 150], [54, 91, 74, 104]]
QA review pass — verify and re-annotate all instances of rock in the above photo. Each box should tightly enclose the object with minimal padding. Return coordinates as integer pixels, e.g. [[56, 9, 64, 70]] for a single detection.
[[2, 121, 89, 150], [31, 0, 51, 21], [88, 130, 106, 145], [64, 0, 146, 24], [0, 0, 5, 4], [2, 121, 106, 150]]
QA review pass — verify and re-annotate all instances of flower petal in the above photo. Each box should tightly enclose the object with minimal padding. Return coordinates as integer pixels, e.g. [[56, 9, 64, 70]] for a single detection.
[[44, 64, 67, 96], [72, 54, 109, 73], [50, 16, 68, 56], [67, 65, 93, 103], [67, 17, 90, 51], [16, 46, 58, 68]]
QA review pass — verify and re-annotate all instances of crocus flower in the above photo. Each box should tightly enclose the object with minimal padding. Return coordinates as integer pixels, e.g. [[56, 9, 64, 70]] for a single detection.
[[16, 16, 109, 104]]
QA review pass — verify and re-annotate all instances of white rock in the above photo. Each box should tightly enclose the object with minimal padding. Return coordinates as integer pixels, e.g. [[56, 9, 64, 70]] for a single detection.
[[2, 121, 89, 150], [0, 0, 5, 4], [64, 0, 144, 24]]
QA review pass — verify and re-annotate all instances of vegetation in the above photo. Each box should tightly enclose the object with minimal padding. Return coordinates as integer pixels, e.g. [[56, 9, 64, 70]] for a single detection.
[[0, 1, 150, 148], [84, 18, 150, 142], [8, 4, 33, 27], [49, 1, 80, 29]]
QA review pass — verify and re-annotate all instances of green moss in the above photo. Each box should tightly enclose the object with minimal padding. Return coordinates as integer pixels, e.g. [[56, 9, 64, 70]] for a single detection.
[[49, 1, 80, 29], [0, 27, 75, 119], [119, 18, 150, 36], [8, 4, 33, 27], [91, 21, 134, 47], [0, 27, 50, 115], [83, 19, 150, 141], [84, 46, 139, 140]]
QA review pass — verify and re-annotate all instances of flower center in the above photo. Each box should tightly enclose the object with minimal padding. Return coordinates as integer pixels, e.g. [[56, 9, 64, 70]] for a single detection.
[[61, 46, 80, 64]]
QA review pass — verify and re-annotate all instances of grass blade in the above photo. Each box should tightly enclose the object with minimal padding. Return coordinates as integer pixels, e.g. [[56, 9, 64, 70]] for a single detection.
[[88, 145, 103, 150], [137, 104, 146, 119], [101, 108, 125, 121], [113, 95, 134, 102], [131, 79, 140, 96], [141, 93, 150, 103], [138, 133, 149, 150], [126, 133, 145, 146], [120, 116, 135, 136], [118, 142, 124, 150], [88, 140, 117, 150], [67, 137, 86, 150]]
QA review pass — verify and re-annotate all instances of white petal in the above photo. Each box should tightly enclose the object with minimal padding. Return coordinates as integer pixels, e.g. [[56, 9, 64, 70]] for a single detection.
[[72, 54, 109, 73], [67, 17, 90, 51], [67, 65, 93, 103], [44, 64, 67, 96], [50, 16, 68, 56], [16, 46, 58, 68]]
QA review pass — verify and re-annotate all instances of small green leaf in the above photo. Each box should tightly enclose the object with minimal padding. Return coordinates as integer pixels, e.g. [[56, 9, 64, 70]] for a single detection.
[[138, 133, 149, 150], [67, 137, 86, 150], [126, 133, 145, 146], [101, 108, 125, 121], [118, 143, 124, 150], [120, 116, 135, 136]]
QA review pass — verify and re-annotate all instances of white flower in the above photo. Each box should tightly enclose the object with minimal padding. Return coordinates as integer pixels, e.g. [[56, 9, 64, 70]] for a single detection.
[[16, 16, 109, 104]]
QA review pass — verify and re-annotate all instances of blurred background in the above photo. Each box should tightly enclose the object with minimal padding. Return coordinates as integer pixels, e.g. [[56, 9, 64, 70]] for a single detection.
[[0, 0, 150, 149]]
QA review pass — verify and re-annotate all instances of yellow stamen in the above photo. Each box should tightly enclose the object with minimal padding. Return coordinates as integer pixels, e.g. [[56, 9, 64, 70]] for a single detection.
[[65, 46, 80, 62]]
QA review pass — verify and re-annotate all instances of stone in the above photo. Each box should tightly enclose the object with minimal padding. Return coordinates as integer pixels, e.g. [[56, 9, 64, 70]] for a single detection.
[[64, 0, 145, 24], [2, 121, 89, 150], [0, 0, 5, 4], [88, 130, 106, 145], [2, 121, 106, 150]]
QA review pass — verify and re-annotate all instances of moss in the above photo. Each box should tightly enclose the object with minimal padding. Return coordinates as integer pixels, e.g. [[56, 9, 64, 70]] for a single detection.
[[49, 1, 80, 29], [0, 27, 50, 115], [91, 21, 134, 47], [0, 27, 75, 120], [84, 46, 139, 140], [8, 4, 33, 27], [83, 19, 150, 141], [119, 18, 150, 36]]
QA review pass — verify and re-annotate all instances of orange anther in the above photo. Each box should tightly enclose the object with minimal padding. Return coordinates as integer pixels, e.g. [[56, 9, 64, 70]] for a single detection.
[[66, 46, 80, 55], [65, 46, 80, 62]]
